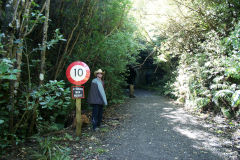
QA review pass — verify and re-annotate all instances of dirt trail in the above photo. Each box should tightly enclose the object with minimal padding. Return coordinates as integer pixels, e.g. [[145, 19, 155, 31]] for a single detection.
[[97, 89, 237, 160]]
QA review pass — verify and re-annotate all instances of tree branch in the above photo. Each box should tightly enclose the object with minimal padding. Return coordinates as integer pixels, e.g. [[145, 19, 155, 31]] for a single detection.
[[24, 2, 46, 37]]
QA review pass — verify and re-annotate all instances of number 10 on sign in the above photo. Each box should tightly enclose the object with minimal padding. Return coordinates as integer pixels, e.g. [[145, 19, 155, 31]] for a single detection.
[[70, 66, 85, 81]]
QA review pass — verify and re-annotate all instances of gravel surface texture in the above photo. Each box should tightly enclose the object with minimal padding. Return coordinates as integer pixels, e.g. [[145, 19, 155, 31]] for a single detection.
[[98, 89, 238, 160]]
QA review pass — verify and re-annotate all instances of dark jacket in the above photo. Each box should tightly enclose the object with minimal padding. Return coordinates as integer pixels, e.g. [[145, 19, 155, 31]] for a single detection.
[[127, 65, 136, 85], [88, 78, 107, 105]]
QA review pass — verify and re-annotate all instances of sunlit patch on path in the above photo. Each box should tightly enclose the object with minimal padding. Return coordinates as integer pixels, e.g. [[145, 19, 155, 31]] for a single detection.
[[98, 89, 237, 160], [160, 106, 233, 158]]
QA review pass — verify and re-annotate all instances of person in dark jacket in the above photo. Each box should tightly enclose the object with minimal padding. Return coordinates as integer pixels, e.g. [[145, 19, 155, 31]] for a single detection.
[[127, 65, 136, 98], [88, 69, 107, 131]]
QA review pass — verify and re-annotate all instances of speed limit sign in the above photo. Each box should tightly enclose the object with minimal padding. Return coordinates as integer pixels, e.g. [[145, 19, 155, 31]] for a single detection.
[[66, 61, 90, 85], [66, 61, 90, 136]]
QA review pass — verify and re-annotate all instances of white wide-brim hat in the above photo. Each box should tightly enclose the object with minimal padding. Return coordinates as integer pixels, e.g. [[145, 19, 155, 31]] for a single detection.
[[94, 69, 105, 76]]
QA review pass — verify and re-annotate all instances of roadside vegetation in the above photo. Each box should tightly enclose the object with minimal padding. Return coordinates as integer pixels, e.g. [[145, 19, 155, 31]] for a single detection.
[[0, 0, 141, 156], [0, 0, 239, 159], [141, 0, 240, 119]]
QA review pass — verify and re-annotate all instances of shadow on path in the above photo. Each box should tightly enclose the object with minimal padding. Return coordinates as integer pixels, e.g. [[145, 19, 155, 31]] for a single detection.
[[99, 89, 233, 160]]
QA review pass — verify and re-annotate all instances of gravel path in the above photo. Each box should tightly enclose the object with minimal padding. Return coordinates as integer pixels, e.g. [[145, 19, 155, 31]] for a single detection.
[[98, 89, 236, 160]]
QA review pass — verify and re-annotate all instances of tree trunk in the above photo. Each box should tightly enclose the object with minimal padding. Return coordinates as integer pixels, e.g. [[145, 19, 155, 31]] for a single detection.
[[40, 0, 50, 85]]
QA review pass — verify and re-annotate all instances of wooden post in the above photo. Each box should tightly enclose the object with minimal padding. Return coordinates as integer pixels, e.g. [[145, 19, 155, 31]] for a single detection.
[[76, 99, 82, 136]]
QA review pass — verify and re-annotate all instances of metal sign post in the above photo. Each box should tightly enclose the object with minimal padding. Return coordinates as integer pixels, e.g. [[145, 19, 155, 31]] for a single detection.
[[66, 61, 90, 136]]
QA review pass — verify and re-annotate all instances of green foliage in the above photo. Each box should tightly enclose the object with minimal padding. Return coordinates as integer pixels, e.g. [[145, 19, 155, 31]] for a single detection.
[[99, 31, 140, 103], [19, 80, 71, 133], [224, 22, 240, 81], [213, 89, 234, 107], [163, 76, 177, 99], [232, 90, 240, 107], [153, 0, 240, 118], [0, 33, 6, 55], [0, 0, 141, 153], [62, 0, 141, 106], [0, 58, 20, 80], [212, 88, 240, 118], [0, 58, 20, 151], [46, 29, 66, 50], [0, 80, 71, 153], [94, 147, 107, 154], [31, 137, 71, 160]]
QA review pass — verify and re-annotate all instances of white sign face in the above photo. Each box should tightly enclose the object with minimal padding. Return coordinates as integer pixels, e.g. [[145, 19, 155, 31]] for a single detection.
[[70, 65, 87, 81]]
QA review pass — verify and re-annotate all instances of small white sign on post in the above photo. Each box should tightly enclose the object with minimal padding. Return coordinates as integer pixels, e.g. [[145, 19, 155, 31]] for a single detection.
[[72, 86, 84, 99]]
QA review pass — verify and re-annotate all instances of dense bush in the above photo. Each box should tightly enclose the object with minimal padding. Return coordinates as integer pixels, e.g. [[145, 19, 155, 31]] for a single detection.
[[0, 58, 20, 150], [17, 80, 72, 134], [0, 79, 71, 150], [153, 0, 240, 118], [0, 0, 140, 153]]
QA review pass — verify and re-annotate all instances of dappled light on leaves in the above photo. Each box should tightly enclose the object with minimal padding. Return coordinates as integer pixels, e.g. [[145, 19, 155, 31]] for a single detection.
[[131, 0, 240, 119]]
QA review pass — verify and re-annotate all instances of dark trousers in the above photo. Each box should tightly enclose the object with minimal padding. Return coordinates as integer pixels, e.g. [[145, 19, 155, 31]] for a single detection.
[[92, 104, 103, 129]]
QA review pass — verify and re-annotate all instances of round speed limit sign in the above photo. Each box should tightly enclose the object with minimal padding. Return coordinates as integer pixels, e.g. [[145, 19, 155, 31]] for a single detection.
[[66, 61, 90, 85]]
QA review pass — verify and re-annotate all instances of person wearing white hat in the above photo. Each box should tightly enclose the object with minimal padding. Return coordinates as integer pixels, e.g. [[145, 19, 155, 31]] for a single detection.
[[88, 69, 107, 131]]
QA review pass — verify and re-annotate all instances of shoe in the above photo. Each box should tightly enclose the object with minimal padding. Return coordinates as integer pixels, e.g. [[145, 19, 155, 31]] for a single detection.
[[129, 95, 136, 98], [93, 127, 100, 132]]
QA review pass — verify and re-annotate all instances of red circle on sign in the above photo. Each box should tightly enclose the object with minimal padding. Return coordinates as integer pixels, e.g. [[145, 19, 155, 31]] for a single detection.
[[66, 61, 90, 85]]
